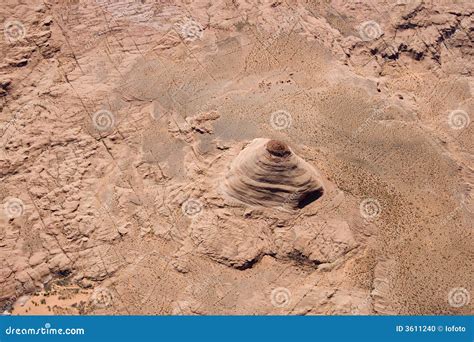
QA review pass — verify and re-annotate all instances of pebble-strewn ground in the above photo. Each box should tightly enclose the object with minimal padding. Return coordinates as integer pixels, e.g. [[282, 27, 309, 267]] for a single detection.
[[0, 0, 472, 315]]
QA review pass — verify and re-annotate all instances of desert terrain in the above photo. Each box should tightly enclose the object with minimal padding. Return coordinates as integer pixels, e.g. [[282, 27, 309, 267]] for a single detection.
[[0, 0, 472, 315]]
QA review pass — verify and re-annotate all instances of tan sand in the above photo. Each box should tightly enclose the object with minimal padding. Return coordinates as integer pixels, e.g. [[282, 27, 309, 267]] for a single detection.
[[0, 0, 472, 315]]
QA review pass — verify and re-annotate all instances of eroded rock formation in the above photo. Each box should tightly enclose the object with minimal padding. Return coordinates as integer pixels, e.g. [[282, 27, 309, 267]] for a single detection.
[[221, 138, 324, 210]]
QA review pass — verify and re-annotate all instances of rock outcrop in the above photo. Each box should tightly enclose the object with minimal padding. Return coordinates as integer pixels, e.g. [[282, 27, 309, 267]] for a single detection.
[[221, 139, 324, 210]]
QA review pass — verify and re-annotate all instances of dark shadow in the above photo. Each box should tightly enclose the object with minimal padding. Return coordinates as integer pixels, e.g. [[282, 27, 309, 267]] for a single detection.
[[297, 188, 324, 209]]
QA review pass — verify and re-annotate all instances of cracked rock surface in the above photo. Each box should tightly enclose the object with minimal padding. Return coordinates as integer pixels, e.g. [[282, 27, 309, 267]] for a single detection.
[[0, 0, 472, 315]]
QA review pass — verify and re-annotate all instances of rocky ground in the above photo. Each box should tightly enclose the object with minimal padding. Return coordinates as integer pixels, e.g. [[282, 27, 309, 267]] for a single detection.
[[0, 0, 472, 315]]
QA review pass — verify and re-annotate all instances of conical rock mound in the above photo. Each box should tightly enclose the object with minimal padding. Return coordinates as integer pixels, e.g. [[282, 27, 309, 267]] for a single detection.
[[221, 138, 324, 209]]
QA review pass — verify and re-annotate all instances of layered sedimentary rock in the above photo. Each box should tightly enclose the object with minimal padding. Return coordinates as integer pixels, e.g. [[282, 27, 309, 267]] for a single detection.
[[1, 0, 471, 316], [221, 138, 324, 209]]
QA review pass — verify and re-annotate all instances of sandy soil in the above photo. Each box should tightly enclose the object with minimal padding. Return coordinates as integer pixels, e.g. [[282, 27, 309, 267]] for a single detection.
[[0, 0, 472, 315]]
